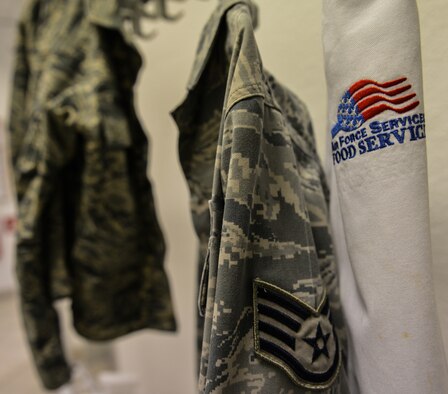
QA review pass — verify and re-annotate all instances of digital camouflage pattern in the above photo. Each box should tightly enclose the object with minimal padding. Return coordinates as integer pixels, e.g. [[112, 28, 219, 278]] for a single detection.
[[9, 0, 176, 389], [172, 1, 349, 392]]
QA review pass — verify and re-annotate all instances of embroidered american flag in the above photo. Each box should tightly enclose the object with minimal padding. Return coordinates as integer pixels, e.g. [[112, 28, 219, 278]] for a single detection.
[[331, 77, 420, 137]]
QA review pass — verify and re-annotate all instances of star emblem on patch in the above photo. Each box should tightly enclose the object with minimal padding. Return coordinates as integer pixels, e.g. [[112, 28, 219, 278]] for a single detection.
[[303, 322, 331, 363]]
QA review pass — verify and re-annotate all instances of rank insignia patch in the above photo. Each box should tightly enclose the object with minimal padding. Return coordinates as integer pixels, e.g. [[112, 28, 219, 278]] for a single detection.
[[252, 279, 341, 390]]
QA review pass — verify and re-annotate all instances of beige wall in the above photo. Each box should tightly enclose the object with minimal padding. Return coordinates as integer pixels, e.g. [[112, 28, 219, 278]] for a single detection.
[[420, 0, 448, 341], [112, 1, 447, 393]]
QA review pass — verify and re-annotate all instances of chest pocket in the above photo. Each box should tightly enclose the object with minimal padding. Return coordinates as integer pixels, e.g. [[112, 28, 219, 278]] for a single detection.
[[101, 106, 132, 149]]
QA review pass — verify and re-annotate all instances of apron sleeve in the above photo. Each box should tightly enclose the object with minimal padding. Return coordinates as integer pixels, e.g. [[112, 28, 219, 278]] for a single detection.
[[322, 0, 448, 392]]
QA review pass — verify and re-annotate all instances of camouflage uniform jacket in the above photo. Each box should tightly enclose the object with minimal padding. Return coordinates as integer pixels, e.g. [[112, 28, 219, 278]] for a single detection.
[[172, 1, 348, 392], [9, 0, 176, 389]]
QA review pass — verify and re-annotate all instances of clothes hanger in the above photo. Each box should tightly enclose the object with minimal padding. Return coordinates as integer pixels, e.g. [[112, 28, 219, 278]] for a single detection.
[[120, 0, 197, 38], [152, 0, 185, 21], [118, 0, 156, 38]]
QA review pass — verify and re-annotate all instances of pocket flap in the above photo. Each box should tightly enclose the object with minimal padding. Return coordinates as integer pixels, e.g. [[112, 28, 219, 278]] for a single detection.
[[102, 107, 132, 148], [197, 248, 210, 318]]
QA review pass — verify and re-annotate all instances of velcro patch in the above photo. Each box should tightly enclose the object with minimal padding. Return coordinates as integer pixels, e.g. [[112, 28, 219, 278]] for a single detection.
[[253, 279, 341, 390]]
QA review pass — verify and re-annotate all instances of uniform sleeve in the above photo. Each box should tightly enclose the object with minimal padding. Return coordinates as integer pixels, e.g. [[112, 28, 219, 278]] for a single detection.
[[14, 106, 77, 389], [8, 4, 81, 388], [9, 19, 30, 164], [322, 0, 448, 392]]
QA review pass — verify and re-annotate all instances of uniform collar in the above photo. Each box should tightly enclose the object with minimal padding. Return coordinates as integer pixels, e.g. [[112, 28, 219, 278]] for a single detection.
[[187, 0, 257, 90]]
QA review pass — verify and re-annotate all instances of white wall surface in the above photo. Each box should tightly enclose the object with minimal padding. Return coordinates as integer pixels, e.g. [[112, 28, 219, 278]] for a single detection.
[[0, 1, 446, 393], [0, 0, 21, 294]]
